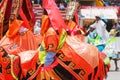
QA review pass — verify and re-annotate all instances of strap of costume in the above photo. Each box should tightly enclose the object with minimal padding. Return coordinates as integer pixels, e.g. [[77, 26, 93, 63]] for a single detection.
[[40, 15, 50, 36], [19, 8, 31, 29], [56, 29, 67, 51], [0, 0, 8, 39], [10, 55, 21, 80], [24, 0, 36, 27]]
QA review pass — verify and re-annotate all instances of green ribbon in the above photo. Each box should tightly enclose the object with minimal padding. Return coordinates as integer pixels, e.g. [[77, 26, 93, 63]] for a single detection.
[[88, 34, 101, 45], [106, 37, 117, 45], [38, 41, 46, 64], [56, 29, 67, 51]]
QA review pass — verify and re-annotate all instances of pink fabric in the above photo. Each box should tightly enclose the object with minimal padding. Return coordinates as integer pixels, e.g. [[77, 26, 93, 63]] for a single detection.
[[43, 0, 68, 30]]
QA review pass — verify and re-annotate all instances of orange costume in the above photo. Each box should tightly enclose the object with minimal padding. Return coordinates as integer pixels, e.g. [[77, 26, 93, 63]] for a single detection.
[[0, 0, 109, 80], [0, 0, 42, 79]]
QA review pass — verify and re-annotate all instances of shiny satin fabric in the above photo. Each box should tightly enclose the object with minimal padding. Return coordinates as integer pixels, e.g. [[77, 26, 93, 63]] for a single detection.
[[43, 0, 68, 31], [7, 27, 105, 80], [40, 15, 50, 36], [0, 0, 109, 80]]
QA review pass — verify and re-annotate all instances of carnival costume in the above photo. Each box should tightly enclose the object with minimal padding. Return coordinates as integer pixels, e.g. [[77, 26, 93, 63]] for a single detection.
[[0, 0, 109, 80]]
